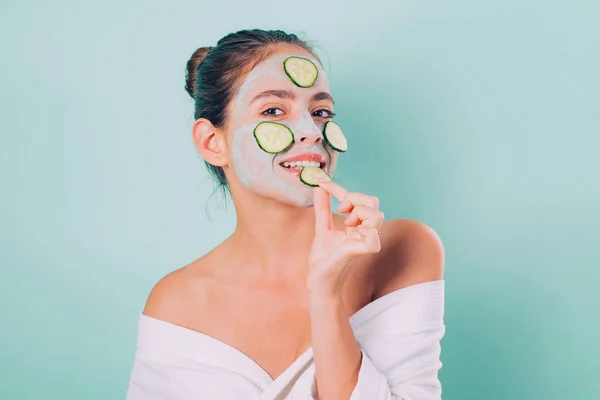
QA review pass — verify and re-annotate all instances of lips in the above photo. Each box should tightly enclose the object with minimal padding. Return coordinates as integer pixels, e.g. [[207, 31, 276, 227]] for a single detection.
[[278, 152, 326, 168], [279, 165, 303, 177], [278, 152, 327, 178]]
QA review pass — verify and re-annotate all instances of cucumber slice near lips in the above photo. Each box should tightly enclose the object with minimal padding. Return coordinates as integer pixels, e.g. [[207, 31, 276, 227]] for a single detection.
[[323, 121, 348, 152], [283, 56, 319, 88], [299, 166, 332, 187], [253, 121, 295, 154]]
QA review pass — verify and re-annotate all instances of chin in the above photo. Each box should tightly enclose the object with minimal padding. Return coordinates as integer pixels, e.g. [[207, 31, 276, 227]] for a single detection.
[[243, 175, 318, 208], [290, 197, 315, 208], [277, 191, 316, 209], [270, 191, 314, 208]]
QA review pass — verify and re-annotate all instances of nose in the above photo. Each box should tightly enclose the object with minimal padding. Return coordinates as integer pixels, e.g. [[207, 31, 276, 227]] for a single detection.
[[297, 131, 322, 145], [295, 113, 323, 145]]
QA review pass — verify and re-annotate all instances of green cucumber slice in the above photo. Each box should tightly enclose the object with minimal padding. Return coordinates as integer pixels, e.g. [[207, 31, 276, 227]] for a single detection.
[[253, 121, 295, 154], [323, 121, 348, 152], [283, 56, 319, 88], [299, 166, 332, 187]]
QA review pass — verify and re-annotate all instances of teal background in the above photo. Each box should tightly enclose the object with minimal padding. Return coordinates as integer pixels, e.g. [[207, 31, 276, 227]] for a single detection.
[[1, 0, 598, 399]]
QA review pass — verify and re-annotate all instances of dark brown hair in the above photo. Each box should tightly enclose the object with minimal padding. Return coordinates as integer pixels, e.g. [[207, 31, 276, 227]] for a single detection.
[[185, 29, 320, 204]]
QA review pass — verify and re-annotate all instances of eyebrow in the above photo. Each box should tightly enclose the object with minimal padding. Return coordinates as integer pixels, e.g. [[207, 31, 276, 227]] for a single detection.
[[249, 89, 335, 105]]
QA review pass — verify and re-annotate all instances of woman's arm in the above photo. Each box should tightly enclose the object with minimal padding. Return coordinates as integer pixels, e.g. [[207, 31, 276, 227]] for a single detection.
[[308, 289, 363, 400]]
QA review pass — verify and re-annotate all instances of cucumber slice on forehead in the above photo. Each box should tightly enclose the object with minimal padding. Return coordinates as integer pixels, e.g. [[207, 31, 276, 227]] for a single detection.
[[283, 56, 319, 88], [299, 166, 332, 187], [323, 121, 348, 152], [253, 121, 295, 153]]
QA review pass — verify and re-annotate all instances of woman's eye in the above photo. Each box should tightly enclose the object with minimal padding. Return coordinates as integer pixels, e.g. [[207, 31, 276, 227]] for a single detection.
[[313, 109, 336, 119], [262, 108, 284, 117]]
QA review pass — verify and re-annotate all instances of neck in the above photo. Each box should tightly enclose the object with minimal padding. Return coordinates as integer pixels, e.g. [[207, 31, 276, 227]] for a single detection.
[[228, 192, 318, 283]]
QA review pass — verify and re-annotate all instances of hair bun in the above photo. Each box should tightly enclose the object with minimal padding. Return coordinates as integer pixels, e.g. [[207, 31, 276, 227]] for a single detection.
[[185, 46, 213, 99]]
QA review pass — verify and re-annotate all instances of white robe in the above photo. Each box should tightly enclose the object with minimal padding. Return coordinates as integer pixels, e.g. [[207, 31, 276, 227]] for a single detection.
[[126, 279, 445, 399]]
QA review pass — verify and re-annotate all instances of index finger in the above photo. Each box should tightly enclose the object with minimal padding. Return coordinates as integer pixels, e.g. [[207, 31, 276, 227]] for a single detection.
[[313, 185, 333, 232], [317, 180, 350, 203]]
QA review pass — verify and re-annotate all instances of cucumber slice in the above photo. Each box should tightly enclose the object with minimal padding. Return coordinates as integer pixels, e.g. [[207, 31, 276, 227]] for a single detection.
[[323, 121, 348, 152], [253, 121, 295, 154], [283, 56, 319, 88], [299, 166, 332, 187]]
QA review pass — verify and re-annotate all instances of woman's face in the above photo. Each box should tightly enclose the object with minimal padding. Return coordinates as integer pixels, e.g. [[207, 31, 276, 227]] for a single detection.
[[225, 48, 339, 208]]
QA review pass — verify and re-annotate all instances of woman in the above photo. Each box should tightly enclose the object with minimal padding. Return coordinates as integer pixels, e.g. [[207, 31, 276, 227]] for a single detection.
[[127, 29, 446, 400]]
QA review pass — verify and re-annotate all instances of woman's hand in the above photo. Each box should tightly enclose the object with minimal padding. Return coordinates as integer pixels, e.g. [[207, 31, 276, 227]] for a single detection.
[[307, 180, 384, 295]]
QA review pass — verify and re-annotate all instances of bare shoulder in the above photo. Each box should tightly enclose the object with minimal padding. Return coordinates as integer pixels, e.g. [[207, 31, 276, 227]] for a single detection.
[[142, 255, 214, 325], [374, 218, 445, 297]]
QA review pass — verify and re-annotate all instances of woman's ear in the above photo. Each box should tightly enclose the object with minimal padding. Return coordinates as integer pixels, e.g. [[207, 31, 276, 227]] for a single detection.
[[192, 118, 229, 167]]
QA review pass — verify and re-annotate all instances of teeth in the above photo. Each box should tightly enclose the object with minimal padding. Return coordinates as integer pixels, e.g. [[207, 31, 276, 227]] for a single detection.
[[282, 160, 322, 168]]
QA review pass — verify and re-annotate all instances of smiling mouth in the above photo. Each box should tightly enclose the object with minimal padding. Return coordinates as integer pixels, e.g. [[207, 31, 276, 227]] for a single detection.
[[278, 161, 326, 170]]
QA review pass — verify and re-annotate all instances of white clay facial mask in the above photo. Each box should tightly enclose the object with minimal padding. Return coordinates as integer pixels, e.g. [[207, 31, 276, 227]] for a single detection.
[[228, 52, 340, 207], [249, 56, 348, 188]]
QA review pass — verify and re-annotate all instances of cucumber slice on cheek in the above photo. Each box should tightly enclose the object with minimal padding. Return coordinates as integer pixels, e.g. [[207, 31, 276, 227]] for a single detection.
[[283, 56, 319, 88], [253, 121, 294, 153], [323, 121, 348, 152], [299, 166, 332, 187]]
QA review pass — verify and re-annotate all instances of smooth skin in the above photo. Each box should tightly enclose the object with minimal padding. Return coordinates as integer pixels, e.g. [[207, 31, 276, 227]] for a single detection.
[[143, 44, 445, 399]]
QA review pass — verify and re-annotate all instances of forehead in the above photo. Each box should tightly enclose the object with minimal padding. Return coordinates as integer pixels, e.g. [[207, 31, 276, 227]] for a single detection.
[[234, 52, 330, 105]]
